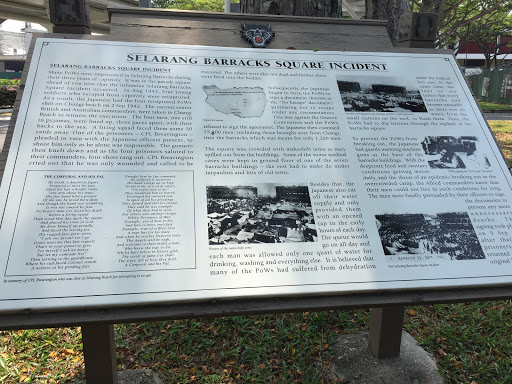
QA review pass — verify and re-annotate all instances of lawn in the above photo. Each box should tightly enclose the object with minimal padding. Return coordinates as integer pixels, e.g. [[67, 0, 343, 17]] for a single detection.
[[489, 120, 512, 168], [478, 101, 512, 111], [1, 121, 512, 384]]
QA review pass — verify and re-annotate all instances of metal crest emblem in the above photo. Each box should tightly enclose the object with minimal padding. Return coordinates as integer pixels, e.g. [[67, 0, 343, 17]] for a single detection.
[[241, 23, 274, 48]]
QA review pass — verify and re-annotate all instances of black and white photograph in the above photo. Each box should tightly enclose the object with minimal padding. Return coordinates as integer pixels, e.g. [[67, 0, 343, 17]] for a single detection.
[[207, 184, 317, 245], [375, 212, 485, 260], [337, 75, 427, 112], [422, 136, 491, 170]]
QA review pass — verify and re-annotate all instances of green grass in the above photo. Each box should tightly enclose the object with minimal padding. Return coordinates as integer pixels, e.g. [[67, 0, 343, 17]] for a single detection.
[[489, 120, 512, 168], [2, 303, 512, 384], [404, 302, 512, 384], [477, 100, 512, 111], [1, 121, 512, 384], [115, 311, 369, 383], [0, 328, 83, 383], [0, 311, 370, 383]]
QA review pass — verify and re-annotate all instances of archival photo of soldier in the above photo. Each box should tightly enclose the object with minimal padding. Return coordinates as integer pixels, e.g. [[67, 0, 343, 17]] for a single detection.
[[375, 212, 485, 260], [207, 184, 317, 245], [337, 75, 427, 112], [422, 136, 491, 170]]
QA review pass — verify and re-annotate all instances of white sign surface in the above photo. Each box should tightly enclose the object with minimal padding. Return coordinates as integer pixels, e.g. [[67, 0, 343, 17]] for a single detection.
[[1, 38, 511, 313]]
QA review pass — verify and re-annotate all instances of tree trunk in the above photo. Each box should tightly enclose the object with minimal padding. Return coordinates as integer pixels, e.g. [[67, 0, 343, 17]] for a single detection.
[[240, 0, 340, 18], [366, 0, 409, 46]]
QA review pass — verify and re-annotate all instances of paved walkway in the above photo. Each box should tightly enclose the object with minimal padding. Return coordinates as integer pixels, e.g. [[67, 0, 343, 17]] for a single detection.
[[0, 110, 11, 152], [0, 126, 7, 152], [484, 112, 512, 121]]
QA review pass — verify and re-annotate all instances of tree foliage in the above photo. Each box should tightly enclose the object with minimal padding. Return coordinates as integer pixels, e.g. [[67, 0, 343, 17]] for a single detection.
[[438, 0, 511, 49], [152, 0, 225, 12], [155, 0, 512, 68], [408, 0, 512, 68], [461, 9, 512, 68]]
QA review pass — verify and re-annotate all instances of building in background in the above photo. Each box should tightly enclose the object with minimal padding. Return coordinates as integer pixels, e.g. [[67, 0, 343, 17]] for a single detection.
[[0, 20, 47, 74], [456, 36, 512, 75]]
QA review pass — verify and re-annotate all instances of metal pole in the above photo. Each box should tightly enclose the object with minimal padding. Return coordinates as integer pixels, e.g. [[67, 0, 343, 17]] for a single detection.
[[368, 306, 405, 358], [81, 323, 118, 384]]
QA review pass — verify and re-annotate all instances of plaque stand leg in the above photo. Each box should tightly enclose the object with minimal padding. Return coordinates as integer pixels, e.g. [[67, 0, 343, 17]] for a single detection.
[[368, 306, 405, 358], [81, 323, 118, 384]]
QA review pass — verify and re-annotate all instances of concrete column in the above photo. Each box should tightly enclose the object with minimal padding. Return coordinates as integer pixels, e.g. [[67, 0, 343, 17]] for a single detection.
[[48, 0, 91, 34], [397, 12, 438, 48]]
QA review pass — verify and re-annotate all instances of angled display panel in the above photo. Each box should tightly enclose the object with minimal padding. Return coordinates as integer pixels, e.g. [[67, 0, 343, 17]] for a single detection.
[[0, 39, 511, 313]]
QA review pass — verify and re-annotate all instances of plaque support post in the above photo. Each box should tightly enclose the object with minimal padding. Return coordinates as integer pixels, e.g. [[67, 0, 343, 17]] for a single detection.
[[368, 306, 405, 358], [81, 323, 118, 384]]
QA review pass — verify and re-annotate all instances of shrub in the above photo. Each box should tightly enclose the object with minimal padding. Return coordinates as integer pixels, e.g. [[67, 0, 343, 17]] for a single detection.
[[0, 79, 20, 107], [0, 79, 20, 87]]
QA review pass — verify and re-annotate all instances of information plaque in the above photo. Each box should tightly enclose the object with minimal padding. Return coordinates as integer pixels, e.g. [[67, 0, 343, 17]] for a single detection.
[[1, 38, 511, 313]]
